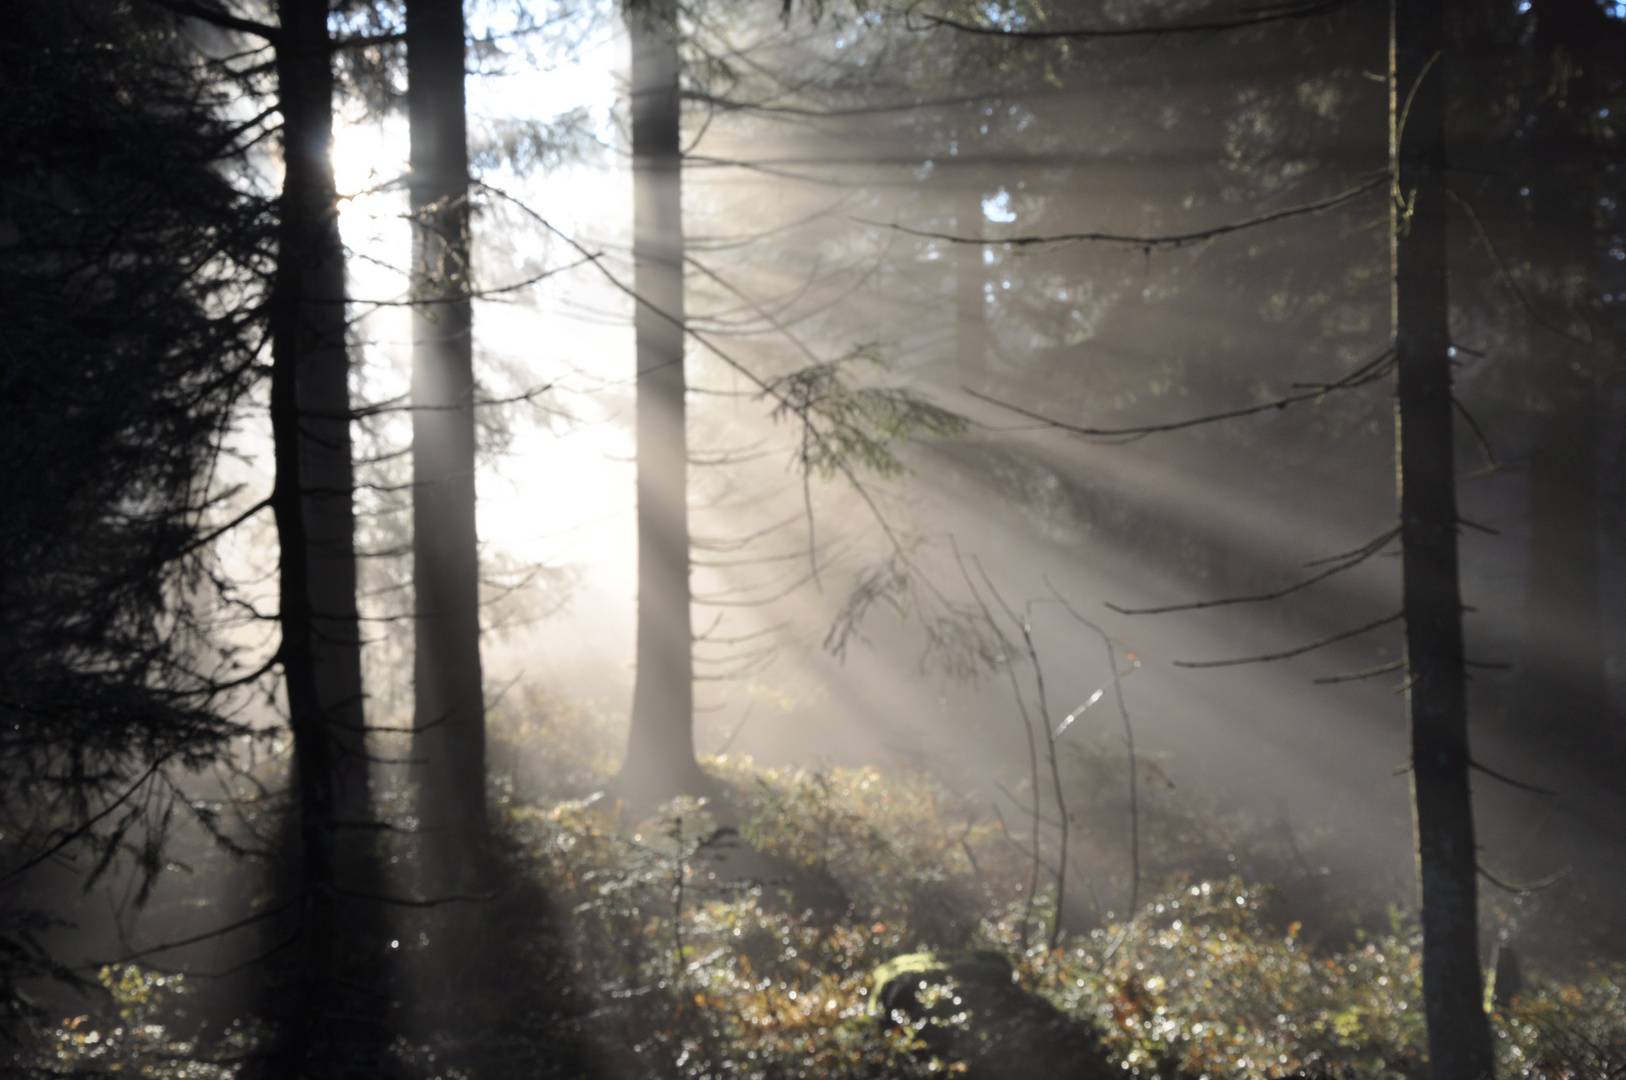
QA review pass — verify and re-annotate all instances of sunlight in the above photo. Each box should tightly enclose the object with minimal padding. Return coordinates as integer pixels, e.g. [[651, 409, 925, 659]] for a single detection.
[[331, 118, 405, 205], [15, 0, 1626, 1075]]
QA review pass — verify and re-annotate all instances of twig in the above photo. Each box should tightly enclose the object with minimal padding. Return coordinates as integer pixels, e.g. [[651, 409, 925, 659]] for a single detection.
[[1174, 611, 1402, 668], [967, 348, 1393, 445], [859, 176, 1385, 252], [1110, 524, 1399, 615], [1471, 760, 1555, 797], [0, 759, 169, 885], [1017, 603, 1070, 952], [1313, 658, 1404, 684], [1042, 582, 1141, 915], [952, 545, 1042, 954], [1447, 187, 1591, 344], [1453, 395, 1501, 474], [1477, 862, 1569, 894], [85, 898, 297, 967]]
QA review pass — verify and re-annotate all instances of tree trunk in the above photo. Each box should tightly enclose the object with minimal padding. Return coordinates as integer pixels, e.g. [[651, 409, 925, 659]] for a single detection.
[[954, 178, 987, 392], [1523, 359, 1606, 764], [616, 0, 707, 804], [1520, 0, 1612, 782], [407, 0, 487, 884], [1390, 1, 1494, 1077], [269, 0, 354, 1069]]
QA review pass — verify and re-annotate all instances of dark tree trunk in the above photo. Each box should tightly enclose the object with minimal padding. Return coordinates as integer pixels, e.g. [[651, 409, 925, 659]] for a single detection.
[[616, 0, 708, 803], [269, 0, 358, 1069], [407, 0, 487, 883], [1519, 0, 1613, 781], [1391, 1, 1494, 1076], [1523, 359, 1606, 763]]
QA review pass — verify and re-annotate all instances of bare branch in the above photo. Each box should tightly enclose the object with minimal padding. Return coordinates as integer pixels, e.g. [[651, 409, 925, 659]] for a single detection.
[[859, 175, 1385, 251], [969, 348, 1394, 443], [1111, 524, 1400, 615], [1174, 610, 1402, 668], [1477, 862, 1569, 894], [914, 0, 1346, 40], [141, 0, 280, 41], [1453, 394, 1500, 474], [1471, 759, 1555, 797], [86, 898, 296, 967], [1312, 658, 1404, 684], [1447, 187, 1592, 344], [0, 758, 169, 885]]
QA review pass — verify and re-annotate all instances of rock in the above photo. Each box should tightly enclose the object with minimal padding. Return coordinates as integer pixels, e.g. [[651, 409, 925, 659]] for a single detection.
[[870, 951, 1116, 1080], [1491, 943, 1524, 1009]]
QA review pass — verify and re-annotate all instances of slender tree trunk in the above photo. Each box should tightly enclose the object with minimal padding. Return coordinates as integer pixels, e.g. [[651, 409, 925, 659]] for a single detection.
[[954, 179, 987, 391], [1523, 359, 1606, 760], [407, 0, 487, 884], [617, 0, 706, 803], [1391, 2, 1494, 1076], [269, 0, 354, 1069]]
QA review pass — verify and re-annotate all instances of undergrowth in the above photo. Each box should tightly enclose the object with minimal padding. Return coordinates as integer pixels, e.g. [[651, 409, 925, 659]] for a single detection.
[[499, 760, 1626, 1080], [17, 742, 1626, 1080]]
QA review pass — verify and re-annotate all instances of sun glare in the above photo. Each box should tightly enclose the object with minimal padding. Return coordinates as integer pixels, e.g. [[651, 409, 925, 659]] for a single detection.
[[326, 34, 642, 697], [331, 119, 406, 204]]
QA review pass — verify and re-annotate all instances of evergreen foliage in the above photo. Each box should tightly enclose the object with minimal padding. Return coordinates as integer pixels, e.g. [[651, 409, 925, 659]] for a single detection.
[[0, 0, 267, 1031]]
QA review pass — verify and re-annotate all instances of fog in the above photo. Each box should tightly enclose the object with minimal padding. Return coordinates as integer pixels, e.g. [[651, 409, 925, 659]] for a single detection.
[[374, 0, 1626, 961], [8, 0, 1625, 1074]]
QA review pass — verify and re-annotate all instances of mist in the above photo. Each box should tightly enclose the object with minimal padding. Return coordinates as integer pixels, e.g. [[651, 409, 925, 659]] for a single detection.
[[5, 0, 1625, 1077]]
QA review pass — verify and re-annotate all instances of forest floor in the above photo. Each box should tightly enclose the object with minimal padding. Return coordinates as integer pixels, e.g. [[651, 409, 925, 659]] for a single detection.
[[20, 701, 1626, 1080]]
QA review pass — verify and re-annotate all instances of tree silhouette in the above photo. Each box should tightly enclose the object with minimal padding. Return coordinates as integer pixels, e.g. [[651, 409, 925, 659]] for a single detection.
[[615, 0, 713, 804], [1389, 0, 1494, 1073], [406, 0, 490, 888], [0, 0, 266, 1028]]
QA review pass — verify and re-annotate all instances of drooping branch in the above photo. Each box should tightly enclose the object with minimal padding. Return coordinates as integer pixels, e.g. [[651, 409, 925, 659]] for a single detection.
[[1312, 658, 1404, 684], [1108, 523, 1400, 615], [143, 0, 405, 50], [1469, 759, 1555, 797], [860, 175, 1385, 252], [1476, 863, 1568, 895], [479, 182, 963, 612], [85, 898, 299, 968], [1446, 186, 1592, 344], [969, 348, 1394, 443], [142, 0, 281, 42], [912, 0, 1347, 40], [1173, 610, 1403, 668]]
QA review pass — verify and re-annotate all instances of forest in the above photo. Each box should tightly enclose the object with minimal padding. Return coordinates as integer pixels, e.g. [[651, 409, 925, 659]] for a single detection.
[[2, 0, 1624, 1077]]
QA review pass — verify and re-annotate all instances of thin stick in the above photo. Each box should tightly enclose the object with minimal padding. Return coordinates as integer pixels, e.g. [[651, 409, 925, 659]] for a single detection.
[[1020, 603, 1069, 951], [953, 546, 1043, 953], [1042, 583, 1141, 915], [859, 175, 1385, 252], [966, 348, 1393, 444], [1174, 611, 1403, 668], [1110, 524, 1399, 615], [914, 0, 1346, 39]]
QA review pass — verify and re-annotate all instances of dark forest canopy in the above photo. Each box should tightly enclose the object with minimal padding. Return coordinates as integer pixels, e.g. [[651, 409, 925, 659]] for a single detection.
[[2, 0, 1624, 1077]]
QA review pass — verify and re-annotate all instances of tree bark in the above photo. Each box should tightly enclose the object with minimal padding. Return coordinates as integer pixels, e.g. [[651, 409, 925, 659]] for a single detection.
[[1391, 1, 1494, 1076], [407, 0, 487, 883], [616, 0, 708, 803], [269, 0, 356, 1069]]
